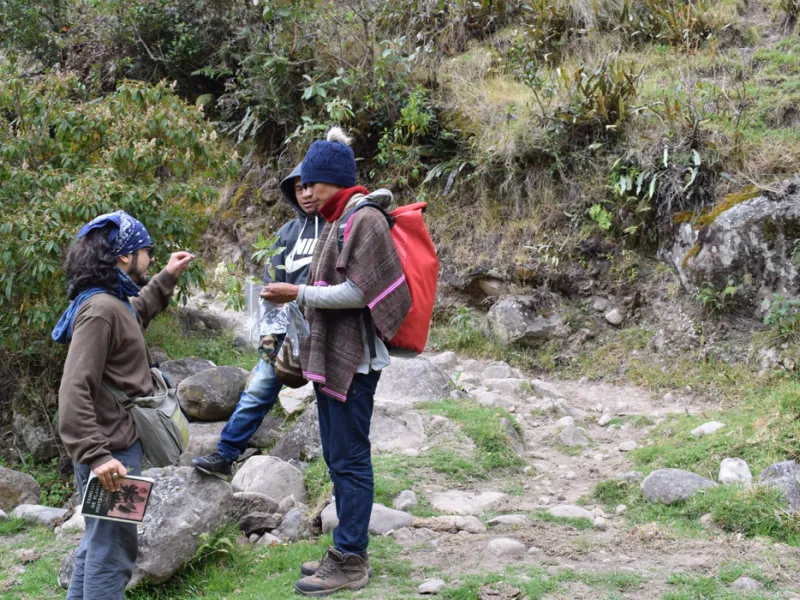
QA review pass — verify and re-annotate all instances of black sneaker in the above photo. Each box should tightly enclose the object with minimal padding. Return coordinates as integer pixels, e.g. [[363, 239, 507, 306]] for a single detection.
[[191, 453, 233, 480]]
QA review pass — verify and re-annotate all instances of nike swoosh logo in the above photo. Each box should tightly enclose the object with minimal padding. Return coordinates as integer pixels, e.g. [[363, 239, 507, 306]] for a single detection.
[[284, 254, 313, 273]]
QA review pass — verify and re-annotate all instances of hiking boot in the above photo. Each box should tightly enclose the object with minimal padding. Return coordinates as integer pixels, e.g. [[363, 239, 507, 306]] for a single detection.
[[191, 453, 233, 480], [300, 552, 373, 577], [295, 547, 370, 596]]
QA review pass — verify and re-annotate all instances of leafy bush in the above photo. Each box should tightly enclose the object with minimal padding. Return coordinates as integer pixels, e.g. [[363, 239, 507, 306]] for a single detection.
[[0, 68, 236, 356], [0, 0, 67, 64], [763, 294, 800, 338]]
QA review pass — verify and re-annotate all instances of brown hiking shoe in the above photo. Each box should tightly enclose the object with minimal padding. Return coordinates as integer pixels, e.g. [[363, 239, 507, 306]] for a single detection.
[[300, 554, 372, 577], [295, 547, 370, 596]]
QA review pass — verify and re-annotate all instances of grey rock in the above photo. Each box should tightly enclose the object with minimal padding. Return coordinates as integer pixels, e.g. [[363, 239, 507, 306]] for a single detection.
[[604, 308, 625, 326], [0, 467, 41, 512], [239, 512, 282, 536], [321, 502, 413, 535], [427, 490, 506, 515], [256, 532, 282, 546], [270, 401, 322, 462], [274, 507, 312, 541], [11, 399, 59, 461], [472, 389, 517, 411], [555, 425, 589, 448], [130, 467, 232, 586], [374, 357, 451, 404], [278, 496, 305, 514], [555, 416, 575, 429], [758, 460, 800, 510], [430, 352, 458, 370], [412, 515, 486, 534], [641, 469, 717, 505], [279, 383, 315, 416], [615, 504, 627, 516], [247, 414, 285, 449], [618, 441, 638, 452], [690, 421, 726, 437], [618, 471, 644, 484], [232, 456, 307, 505], [594, 516, 610, 530], [371, 402, 426, 453], [530, 379, 566, 399], [393, 490, 418, 511], [598, 413, 613, 427], [730, 576, 763, 591], [482, 361, 514, 379], [159, 358, 216, 389], [718, 458, 753, 485], [394, 526, 437, 546], [547, 505, 594, 521], [418, 578, 447, 594], [149, 347, 171, 365], [178, 421, 226, 466], [55, 512, 85, 537], [665, 185, 800, 313], [178, 366, 249, 421], [458, 359, 483, 374], [487, 515, 532, 528], [231, 492, 280, 520], [11, 504, 67, 527], [478, 278, 503, 297], [500, 418, 525, 457], [58, 547, 78, 588], [484, 297, 568, 347], [483, 378, 526, 395], [485, 537, 526, 558]]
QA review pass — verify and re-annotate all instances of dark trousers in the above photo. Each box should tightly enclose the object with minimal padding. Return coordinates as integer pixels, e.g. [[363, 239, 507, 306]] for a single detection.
[[315, 370, 381, 556], [67, 440, 143, 600]]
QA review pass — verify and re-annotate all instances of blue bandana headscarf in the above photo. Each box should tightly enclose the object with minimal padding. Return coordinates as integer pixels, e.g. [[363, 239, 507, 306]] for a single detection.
[[78, 210, 153, 257], [52, 210, 151, 345]]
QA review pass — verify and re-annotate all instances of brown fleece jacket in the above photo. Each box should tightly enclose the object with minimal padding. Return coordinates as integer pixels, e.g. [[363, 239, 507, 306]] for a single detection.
[[58, 270, 176, 470]]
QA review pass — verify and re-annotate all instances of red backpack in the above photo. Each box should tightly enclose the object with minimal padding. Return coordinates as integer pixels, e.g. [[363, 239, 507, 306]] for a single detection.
[[339, 201, 438, 356]]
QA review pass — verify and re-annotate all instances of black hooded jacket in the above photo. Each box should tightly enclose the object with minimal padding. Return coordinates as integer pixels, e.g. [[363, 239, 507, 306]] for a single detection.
[[264, 163, 321, 286]]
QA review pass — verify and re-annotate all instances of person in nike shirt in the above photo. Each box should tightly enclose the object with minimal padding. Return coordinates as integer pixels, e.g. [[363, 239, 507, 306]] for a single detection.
[[192, 163, 320, 478]]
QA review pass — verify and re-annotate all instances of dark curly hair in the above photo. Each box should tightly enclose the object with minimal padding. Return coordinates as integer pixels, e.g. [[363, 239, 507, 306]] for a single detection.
[[65, 226, 119, 300]]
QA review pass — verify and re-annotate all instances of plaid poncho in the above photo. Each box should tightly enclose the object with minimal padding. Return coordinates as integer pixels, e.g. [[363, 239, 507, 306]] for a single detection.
[[301, 196, 411, 401]]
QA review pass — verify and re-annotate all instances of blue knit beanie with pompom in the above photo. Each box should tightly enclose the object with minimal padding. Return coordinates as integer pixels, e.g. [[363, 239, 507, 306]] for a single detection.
[[301, 126, 356, 188]]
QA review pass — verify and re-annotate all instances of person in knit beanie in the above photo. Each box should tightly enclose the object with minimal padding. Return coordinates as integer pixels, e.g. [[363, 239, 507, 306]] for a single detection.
[[262, 127, 410, 596]]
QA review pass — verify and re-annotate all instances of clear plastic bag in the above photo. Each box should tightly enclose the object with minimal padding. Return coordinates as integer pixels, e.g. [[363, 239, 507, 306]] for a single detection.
[[283, 302, 310, 357]]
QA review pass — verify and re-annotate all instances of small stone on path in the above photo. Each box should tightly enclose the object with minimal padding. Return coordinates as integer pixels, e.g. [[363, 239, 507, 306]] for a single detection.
[[641, 469, 717, 505], [690, 421, 725, 437], [485, 537, 526, 558], [431, 352, 458, 370], [555, 416, 574, 429], [531, 380, 566, 399], [618, 441, 638, 452], [598, 413, 613, 426], [418, 578, 447, 595], [604, 308, 625, 325], [394, 490, 418, 511], [487, 515, 531, 528], [594, 517, 609, 530], [718, 458, 753, 485], [428, 490, 506, 515], [730, 576, 763, 591], [256, 533, 281, 546], [615, 505, 627, 516], [555, 425, 589, 448], [482, 362, 513, 379]]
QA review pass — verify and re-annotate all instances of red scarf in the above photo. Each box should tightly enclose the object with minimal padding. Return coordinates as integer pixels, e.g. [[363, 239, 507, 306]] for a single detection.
[[319, 186, 369, 223]]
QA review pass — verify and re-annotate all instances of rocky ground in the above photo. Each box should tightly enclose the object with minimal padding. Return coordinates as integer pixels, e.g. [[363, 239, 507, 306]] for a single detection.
[[3, 336, 800, 599]]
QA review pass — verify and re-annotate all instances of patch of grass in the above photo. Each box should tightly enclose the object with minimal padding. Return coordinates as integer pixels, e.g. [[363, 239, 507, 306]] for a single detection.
[[145, 311, 257, 370], [552, 443, 585, 456], [418, 398, 526, 474], [664, 563, 772, 600], [592, 476, 800, 545], [302, 458, 332, 514], [0, 517, 30, 536], [531, 511, 595, 531]]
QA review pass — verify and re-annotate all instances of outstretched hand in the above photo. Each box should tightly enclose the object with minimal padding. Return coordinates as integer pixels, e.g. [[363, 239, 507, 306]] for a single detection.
[[165, 251, 195, 278], [260, 283, 299, 304]]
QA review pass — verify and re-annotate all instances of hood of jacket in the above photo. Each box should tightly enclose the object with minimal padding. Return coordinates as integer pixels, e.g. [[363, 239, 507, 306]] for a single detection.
[[280, 163, 305, 217]]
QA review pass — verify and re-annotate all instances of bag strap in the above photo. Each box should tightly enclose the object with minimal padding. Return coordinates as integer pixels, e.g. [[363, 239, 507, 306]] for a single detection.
[[337, 201, 394, 251], [102, 365, 170, 411]]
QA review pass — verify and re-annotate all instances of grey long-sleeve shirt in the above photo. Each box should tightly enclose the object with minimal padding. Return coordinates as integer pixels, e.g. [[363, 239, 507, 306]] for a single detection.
[[298, 280, 390, 373]]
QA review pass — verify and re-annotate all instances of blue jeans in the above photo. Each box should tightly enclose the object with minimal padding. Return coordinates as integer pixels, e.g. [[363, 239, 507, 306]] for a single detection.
[[217, 336, 284, 462], [67, 440, 143, 600], [315, 370, 381, 556]]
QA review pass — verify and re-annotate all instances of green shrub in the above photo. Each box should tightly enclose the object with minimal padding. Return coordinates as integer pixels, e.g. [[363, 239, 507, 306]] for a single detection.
[[0, 68, 236, 356]]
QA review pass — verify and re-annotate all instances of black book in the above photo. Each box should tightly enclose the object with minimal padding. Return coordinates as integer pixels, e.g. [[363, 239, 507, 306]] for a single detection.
[[81, 474, 154, 524]]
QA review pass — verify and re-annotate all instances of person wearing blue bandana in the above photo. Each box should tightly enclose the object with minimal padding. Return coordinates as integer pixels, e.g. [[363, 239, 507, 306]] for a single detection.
[[53, 210, 194, 600]]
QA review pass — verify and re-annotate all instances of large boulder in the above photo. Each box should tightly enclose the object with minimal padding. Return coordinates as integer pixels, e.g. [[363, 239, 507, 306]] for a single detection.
[[370, 402, 426, 453], [758, 460, 800, 510], [279, 383, 316, 416], [11, 393, 60, 460], [0, 467, 41, 512], [664, 182, 800, 314], [159, 358, 216, 389], [231, 456, 308, 505], [178, 366, 249, 421], [178, 422, 226, 466], [321, 502, 413, 535], [56, 467, 234, 588], [270, 402, 322, 462], [427, 490, 506, 515], [248, 414, 285, 449], [641, 469, 717, 505], [483, 296, 568, 347], [374, 357, 451, 405]]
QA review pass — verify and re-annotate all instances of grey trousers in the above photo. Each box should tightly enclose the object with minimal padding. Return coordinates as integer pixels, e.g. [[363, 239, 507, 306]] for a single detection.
[[67, 440, 143, 600]]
